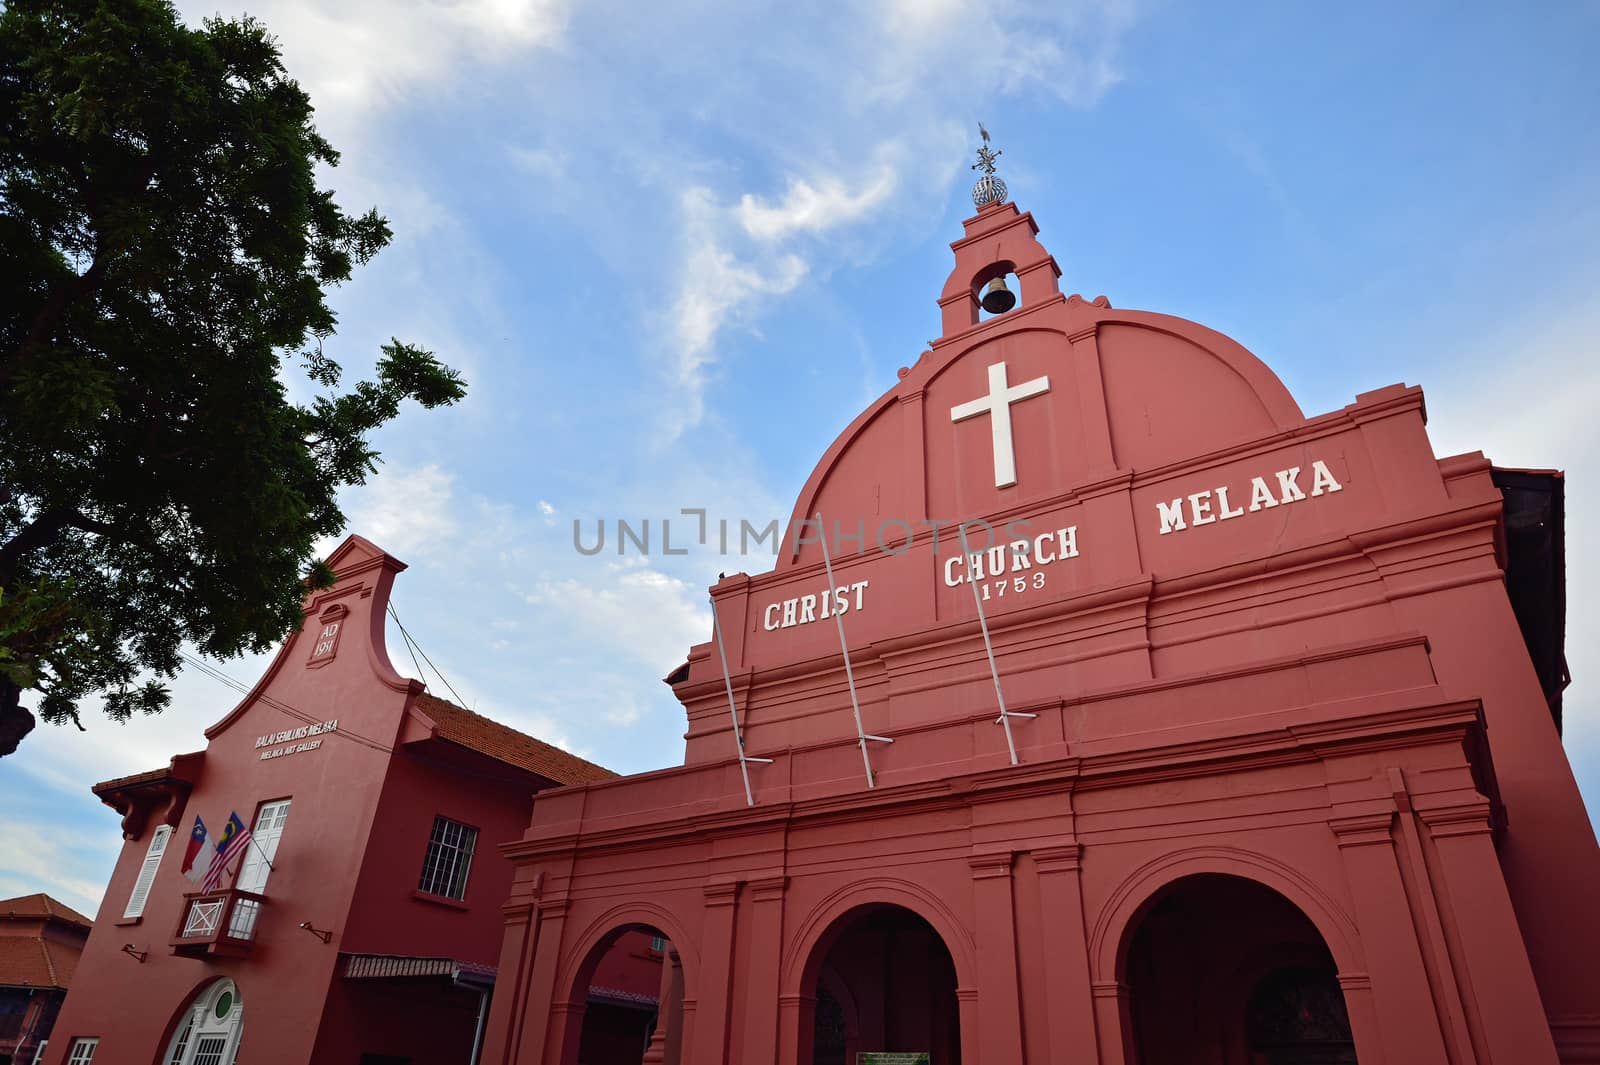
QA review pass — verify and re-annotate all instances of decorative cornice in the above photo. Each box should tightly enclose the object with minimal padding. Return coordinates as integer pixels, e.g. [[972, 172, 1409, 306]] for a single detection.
[[1336, 972, 1373, 991], [1416, 800, 1494, 838], [703, 881, 740, 907], [1329, 812, 1395, 847], [536, 898, 571, 920], [969, 851, 1014, 879], [749, 876, 788, 902], [1033, 843, 1084, 874]]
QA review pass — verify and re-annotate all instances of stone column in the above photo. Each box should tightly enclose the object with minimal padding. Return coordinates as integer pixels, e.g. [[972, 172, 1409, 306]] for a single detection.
[[956, 987, 982, 1065], [691, 881, 739, 1065], [1336, 973, 1388, 1065], [478, 899, 536, 1065], [643, 948, 684, 1065], [1090, 980, 1134, 1065], [1330, 812, 1450, 1065], [1419, 802, 1560, 1065], [739, 876, 788, 1065], [1035, 843, 1099, 1064], [969, 852, 1025, 1065], [512, 898, 573, 1065]]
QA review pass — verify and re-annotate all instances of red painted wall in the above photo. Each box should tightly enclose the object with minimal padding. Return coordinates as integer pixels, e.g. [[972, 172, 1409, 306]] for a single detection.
[[480, 198, 1598, 1065], [43, 537, 563, 1065]]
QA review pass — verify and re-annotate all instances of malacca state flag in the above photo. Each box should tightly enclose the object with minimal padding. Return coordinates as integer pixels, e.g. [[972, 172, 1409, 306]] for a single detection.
[[180, 816, 209, 883], [200, 812, 252, 893]]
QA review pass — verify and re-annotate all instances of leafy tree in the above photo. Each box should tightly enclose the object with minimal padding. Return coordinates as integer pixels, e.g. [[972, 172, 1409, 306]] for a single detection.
[[0, 0, 467, 755]]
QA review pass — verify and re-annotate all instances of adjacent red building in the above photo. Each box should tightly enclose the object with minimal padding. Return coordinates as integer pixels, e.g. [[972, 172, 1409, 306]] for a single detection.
[[478, 179, 1597, 1065], [42, 536, 620, 1065], [0, 894, 91, 1065]]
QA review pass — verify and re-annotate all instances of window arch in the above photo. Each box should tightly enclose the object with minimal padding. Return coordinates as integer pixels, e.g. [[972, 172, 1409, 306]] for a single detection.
[[162, 979, 243, 1065]]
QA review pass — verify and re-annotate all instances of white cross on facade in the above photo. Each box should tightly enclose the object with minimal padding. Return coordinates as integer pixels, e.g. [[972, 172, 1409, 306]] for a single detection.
[[950, 361, 1051, 488]]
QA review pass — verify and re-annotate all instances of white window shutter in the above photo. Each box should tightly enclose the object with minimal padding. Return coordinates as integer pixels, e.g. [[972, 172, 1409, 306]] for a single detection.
[[124, 824, 173, 918]]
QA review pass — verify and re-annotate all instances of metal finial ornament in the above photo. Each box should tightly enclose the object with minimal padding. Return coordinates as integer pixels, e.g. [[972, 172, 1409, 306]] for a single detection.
[[971, 124, 1008, 208]]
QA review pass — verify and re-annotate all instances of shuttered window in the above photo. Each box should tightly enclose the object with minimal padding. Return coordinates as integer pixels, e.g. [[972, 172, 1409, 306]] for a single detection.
[[124, 825, 172, 919]]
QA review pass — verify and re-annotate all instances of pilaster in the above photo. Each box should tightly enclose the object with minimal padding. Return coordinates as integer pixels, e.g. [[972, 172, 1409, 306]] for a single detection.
[[1418, 801, 1561, 1065], [739, 876, 788, 1065], [1035, 843, 1098, 1063], [969, 851, 1025, 1065], [692, 880, 739, 1065], [1329, 812, 1450, 1065]]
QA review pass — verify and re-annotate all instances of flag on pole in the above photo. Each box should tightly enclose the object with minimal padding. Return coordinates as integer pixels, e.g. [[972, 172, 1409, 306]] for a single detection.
[[180, 816, 209, 883], [200, 812, 252, 893]]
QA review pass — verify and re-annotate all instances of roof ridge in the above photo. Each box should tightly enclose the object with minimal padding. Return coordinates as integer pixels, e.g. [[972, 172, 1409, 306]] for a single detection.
[[413, 692, 618, 785], [0, 893, 93, 928]]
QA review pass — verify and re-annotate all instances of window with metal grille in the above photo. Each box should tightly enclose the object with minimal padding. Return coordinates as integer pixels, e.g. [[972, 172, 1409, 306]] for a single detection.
[[67, 1038, 99, 1064], [166, 1015, 194, 1065], [190, 1034, 228, 1065], [417, 816, 477, 900]]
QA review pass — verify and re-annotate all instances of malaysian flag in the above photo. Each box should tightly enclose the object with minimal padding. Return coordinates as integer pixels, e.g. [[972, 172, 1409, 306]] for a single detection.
[[200, 811, 252, 892]]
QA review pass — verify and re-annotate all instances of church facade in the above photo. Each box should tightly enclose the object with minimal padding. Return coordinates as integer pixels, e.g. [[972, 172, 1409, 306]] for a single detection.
[[478, 178, 1597, 1065]]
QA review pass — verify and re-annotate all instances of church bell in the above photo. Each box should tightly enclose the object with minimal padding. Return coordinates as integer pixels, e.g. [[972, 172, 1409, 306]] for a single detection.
[[981, 276, 1017, 314]]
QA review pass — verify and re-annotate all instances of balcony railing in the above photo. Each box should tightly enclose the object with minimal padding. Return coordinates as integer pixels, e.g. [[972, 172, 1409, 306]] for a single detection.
[[171, 888, 267, 958]]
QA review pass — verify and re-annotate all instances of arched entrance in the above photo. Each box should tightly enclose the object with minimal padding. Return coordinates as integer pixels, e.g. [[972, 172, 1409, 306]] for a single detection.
[[798, 904, 960, 1065], [558, 924, 681, 1065], [159, 979, 243, 1065], [1121, 874, 1357, 1065]]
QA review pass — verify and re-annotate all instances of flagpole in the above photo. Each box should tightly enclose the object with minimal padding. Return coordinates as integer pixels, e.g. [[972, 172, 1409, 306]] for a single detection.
[[244, 832, 274, 872]]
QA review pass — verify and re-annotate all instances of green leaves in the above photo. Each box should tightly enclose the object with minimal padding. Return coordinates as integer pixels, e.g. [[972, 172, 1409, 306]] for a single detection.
[[0, 0, 468, 752]]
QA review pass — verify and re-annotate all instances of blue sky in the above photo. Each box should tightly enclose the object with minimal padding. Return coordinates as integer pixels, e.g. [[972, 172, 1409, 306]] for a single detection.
[[4, 0, 1598, 916]]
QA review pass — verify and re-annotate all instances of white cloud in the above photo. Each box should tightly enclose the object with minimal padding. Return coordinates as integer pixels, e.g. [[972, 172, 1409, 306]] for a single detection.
[[663, 152, 906, 439], [345, 463, 458, 559], [524, 565, 709, 678], [180, 0, 570, 141], [1423, 297, 1600, 814], [736, 167, 899, 242], [0, 820, 114, 918], [872, 0, 1132, 106]]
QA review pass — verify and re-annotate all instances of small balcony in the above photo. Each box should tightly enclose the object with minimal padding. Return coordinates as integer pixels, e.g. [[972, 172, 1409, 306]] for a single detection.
[[171, 888, 267, 958]]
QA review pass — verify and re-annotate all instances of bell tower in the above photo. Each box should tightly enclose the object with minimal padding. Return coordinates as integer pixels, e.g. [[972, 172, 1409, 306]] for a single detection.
[[936, 127, 1063, 337]]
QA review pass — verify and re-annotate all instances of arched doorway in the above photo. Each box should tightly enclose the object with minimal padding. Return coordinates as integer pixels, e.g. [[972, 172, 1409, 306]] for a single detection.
[[160, 979, 243, 1065], [559, 924, 681, 1065], [799, 904, 960, 1065], [1122, 874, 1357, 1065]]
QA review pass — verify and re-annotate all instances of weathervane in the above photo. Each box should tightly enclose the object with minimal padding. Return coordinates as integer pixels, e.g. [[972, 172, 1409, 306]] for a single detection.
[[971, 123, 1009, 208]]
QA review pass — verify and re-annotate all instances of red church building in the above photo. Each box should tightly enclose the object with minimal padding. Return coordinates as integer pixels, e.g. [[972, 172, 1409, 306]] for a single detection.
[[477, 160, 1597, 1065], [41, 536, 623, 1065]]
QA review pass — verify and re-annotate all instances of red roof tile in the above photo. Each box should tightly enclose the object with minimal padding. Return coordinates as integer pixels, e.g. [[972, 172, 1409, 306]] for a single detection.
[[414, 693, 618, 786], [0, 894, 92, 929], [0, 933, 82, 989]]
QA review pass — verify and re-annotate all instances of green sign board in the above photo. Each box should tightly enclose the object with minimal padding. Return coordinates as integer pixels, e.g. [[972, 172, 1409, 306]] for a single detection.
[[857, 1055, 930, 1065]]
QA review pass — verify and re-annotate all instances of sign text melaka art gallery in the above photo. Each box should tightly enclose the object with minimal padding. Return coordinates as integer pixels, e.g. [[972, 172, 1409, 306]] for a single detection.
[[759, 459, 1343, 633], [254, 719, 340, 760]]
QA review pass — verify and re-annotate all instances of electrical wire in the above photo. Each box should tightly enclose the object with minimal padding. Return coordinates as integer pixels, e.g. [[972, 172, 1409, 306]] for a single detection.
[[179, 650, 395, 755], [386, 602, 470, 709]]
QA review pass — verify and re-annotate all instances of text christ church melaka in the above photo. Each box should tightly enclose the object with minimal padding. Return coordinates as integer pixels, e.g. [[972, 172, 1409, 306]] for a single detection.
[[478, 143, 1596, 1065]]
